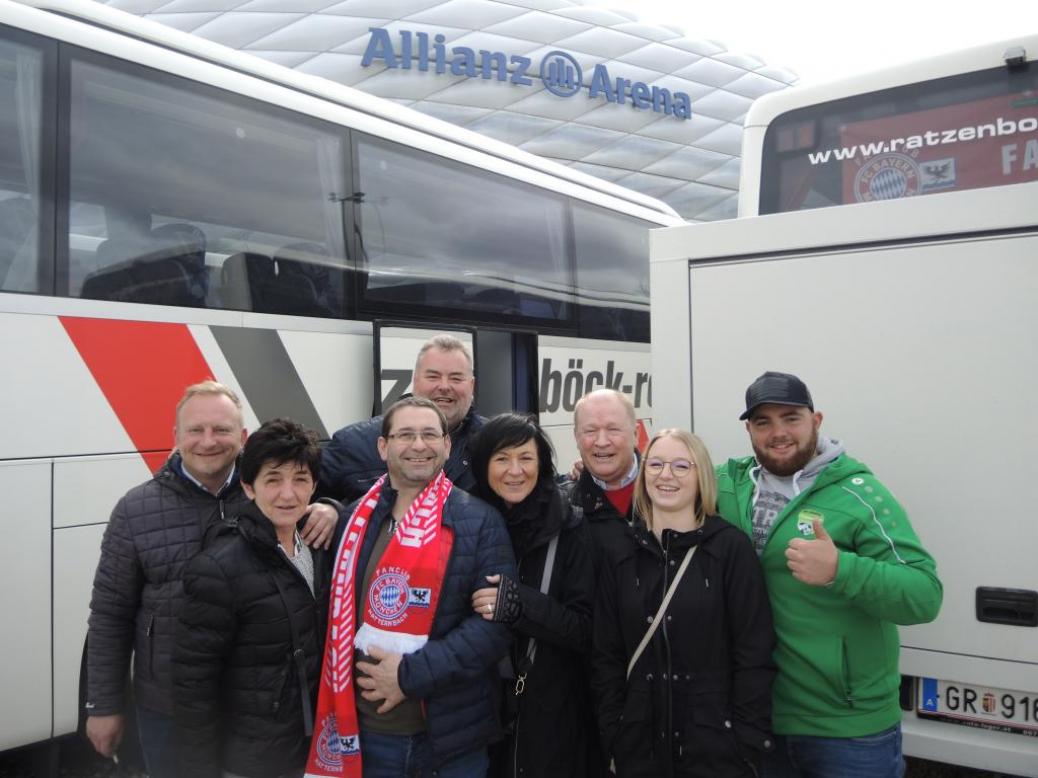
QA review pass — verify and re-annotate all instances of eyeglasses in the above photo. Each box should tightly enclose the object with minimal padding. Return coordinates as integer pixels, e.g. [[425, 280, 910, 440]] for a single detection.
[[645, 458, 695, 477], [386, 429, 446, 444]]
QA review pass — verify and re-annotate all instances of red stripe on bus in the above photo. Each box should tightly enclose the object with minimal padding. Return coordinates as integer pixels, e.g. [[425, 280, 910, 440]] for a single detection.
[[60, 317, 215, 473], [636, 419, 650, 452]]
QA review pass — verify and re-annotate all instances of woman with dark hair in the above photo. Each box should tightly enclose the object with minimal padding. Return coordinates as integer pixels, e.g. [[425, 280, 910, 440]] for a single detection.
[[592, 428, 776, 778], [173, 418, 340, 778], [469, 413, 596, 778]]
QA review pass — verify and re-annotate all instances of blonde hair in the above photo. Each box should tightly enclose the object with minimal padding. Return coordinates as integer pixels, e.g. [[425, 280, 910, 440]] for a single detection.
[[633, 428, 717, 532], [175, 380, 243, 429]]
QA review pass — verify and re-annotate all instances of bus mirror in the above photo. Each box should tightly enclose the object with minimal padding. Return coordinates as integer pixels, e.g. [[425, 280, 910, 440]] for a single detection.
[[1003, 46, 1027, 69]]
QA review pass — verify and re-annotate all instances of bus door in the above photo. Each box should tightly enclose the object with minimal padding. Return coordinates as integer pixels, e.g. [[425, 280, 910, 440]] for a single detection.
[[372, 322, 538, 419]]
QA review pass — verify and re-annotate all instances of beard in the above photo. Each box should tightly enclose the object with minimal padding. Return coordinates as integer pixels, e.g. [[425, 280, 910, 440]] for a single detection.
[[754, 428, 819, 477]]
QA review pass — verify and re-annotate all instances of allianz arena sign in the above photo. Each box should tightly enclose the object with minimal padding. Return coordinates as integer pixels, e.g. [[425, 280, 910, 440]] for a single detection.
[[362, 28, 693, 120]]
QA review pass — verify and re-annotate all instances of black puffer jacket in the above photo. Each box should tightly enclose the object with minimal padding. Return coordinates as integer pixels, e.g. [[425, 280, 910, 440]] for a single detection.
[[592, 516, 776, 778], [172, 502, 334, 778], [320, 406, 486, 502], [491, 487, 596, 778], [86, 454, 248, 717], [343, 481, 516, 766]]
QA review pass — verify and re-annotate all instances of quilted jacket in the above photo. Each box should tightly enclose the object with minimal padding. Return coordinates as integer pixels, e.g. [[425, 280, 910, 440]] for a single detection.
[[85, 454, 248, 716], [173, 502, 333, 778]]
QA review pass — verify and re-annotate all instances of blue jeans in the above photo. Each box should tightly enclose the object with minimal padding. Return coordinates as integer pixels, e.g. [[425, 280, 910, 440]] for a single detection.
[[359, 730, 488, 778], [762, 724, 904, 778], [136, 705, 179, 778]]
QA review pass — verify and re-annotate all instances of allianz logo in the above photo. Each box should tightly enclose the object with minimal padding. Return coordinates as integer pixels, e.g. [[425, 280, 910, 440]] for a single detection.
[[362, 28, 692, 120]]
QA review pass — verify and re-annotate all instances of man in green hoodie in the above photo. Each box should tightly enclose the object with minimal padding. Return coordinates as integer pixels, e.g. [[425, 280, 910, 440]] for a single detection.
[[716, 371, 942, 778]]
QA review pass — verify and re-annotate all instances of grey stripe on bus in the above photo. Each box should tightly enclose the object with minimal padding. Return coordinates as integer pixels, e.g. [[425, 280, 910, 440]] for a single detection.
[[211, 326, 330, 440]]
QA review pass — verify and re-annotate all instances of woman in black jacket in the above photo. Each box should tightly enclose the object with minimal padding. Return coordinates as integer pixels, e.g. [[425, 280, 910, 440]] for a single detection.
[[592, 428, 776, 778], [468, 413, 596, 778], [173, 419, 336, 778]]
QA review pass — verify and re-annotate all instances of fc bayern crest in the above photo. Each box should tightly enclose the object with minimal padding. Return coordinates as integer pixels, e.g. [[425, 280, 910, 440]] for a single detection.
[[315, 715, 343, 769], [369, 569, 411, 626], [853, 152, 921, 202]]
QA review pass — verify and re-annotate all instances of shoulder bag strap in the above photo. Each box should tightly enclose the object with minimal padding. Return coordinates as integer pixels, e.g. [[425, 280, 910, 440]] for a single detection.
[[626, 545, 697, 681], [513, 533, 560, 695]]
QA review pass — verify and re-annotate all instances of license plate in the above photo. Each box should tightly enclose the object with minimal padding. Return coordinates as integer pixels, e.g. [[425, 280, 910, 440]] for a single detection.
[[917, 678, 1038, 737]]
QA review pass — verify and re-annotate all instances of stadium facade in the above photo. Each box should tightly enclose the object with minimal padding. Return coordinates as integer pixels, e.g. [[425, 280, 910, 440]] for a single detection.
[[99, 0, 797, 221]]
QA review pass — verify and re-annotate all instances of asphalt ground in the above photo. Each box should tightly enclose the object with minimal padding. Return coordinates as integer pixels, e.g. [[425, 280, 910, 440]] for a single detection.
[[0, 737, 1023, 778]]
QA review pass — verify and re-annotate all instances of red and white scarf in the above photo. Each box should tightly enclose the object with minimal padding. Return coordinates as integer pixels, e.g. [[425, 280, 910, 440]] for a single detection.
[[304, 471, 453, 778]]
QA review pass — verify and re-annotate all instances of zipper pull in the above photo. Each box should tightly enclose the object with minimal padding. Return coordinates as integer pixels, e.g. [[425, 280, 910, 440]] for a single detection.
[[514, 672, 527, 696]]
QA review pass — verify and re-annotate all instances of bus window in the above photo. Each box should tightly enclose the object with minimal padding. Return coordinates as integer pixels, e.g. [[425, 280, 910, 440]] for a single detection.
[[0, 37, 48, 294], [761, 64, 1038, 213], [354, 134, 572, 327], [572, 202, 651, 342], [67, 54, 350, 316]]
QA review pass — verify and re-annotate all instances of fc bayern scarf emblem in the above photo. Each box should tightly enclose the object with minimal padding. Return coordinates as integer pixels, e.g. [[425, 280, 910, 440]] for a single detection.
[[304, 471, 453, 778]]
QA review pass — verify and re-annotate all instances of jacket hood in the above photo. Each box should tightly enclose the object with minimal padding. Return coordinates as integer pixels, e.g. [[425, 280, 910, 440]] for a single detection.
[[750, 436, 845, 503], [628, 513, 736, 558], [725, 444, 870, 492]]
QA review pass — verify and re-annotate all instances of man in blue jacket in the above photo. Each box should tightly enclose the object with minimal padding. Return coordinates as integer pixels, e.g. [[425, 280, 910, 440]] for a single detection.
[[308, 396, 515, 776], [319, 334, 486, 502]]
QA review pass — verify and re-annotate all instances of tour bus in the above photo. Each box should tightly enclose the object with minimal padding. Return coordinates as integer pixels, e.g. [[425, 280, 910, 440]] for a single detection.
[[650, 36, 1038, 775], [0, 0, 682, 759]]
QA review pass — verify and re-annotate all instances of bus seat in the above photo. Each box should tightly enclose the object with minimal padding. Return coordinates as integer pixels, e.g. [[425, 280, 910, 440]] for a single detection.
[[83, 237, 197, 307], [81, 238, 148, 301], [151, 223, 207, 305], [220, 251, 274, 312], [272, 242, 337, 317]]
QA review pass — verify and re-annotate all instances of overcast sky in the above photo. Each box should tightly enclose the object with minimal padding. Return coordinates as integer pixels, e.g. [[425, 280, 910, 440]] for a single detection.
[[599, 0, 1035, 84]]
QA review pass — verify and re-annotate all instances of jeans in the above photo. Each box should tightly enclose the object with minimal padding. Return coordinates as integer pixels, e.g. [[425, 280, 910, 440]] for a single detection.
[[761, 724, 905, 778], [359, 730, 489, 778], [135, 705, 178, 778]]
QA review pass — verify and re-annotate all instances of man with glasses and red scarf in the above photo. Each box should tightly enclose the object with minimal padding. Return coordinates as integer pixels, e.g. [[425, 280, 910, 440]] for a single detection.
[[306, 396, 515, 778]]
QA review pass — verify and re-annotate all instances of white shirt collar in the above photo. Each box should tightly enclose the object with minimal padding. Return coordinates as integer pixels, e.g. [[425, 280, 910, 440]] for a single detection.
[[180, 460, 236, 495], [591, 455, 639, 492]]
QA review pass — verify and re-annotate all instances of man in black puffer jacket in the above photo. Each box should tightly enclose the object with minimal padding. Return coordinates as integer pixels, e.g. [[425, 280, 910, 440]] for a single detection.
[[173, 418, 337, 778], [84, 382, 336, 778]]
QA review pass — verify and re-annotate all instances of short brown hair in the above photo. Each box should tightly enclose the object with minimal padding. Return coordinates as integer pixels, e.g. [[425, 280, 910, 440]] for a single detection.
[[381, 396, 448, 438]]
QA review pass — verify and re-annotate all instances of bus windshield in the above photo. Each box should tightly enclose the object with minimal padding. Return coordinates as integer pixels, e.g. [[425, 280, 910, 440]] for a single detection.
[[759, 63, 1038, 213]]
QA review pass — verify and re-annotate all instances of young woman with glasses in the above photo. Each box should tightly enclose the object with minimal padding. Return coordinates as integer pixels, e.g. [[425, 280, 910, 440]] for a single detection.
[[592, 428, 777, 777]]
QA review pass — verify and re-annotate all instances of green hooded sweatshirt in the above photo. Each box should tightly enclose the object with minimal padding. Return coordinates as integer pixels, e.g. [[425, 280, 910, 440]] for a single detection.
[[717, 453, 942, 738]]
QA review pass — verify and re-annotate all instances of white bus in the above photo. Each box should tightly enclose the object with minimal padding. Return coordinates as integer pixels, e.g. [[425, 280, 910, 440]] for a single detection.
[[650, 36, 1038, 776], [739, 34, 1038, 217], [0, 0, 681, 757]]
